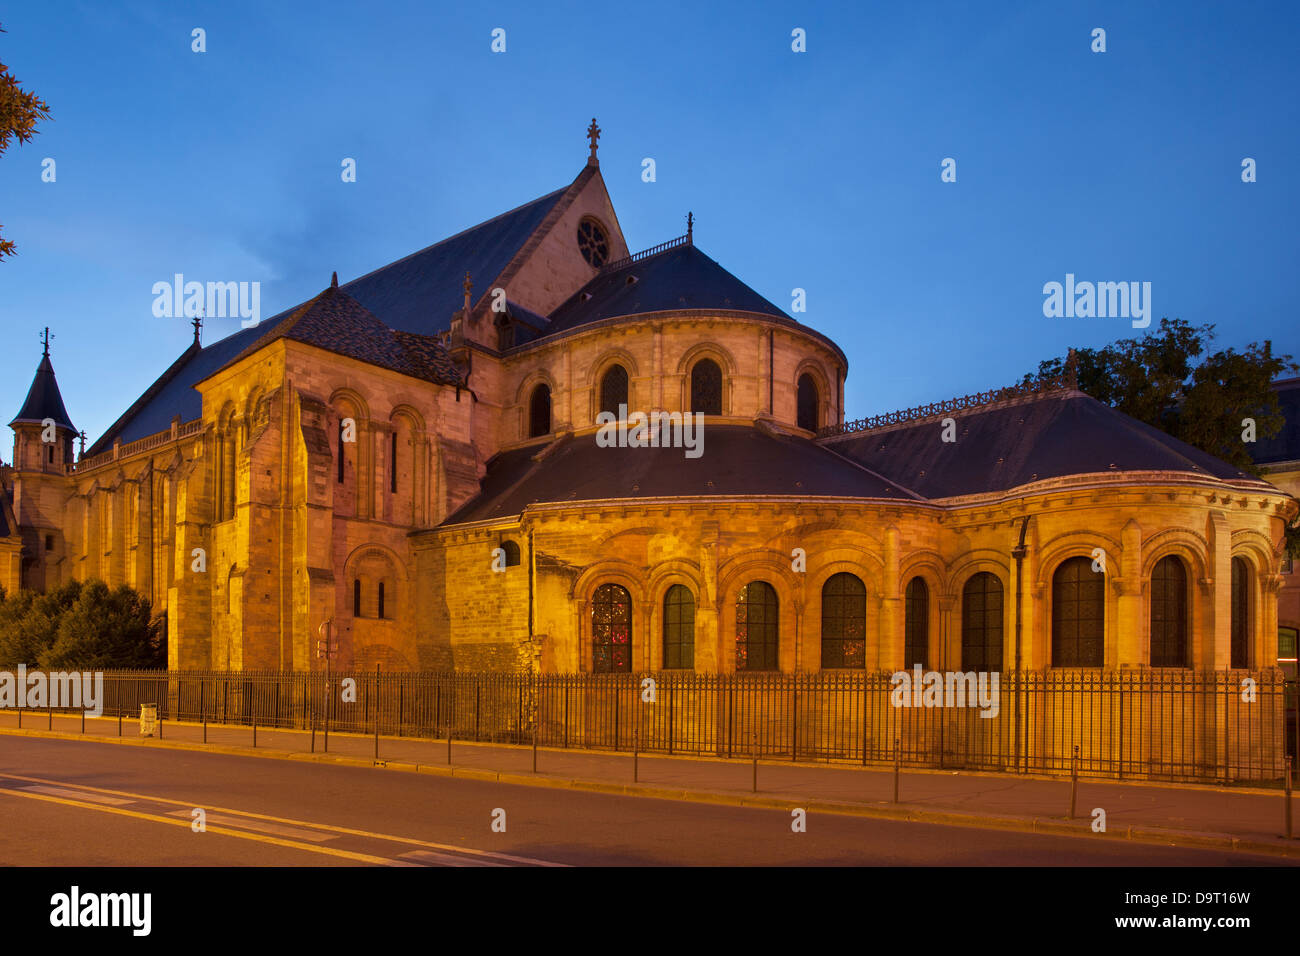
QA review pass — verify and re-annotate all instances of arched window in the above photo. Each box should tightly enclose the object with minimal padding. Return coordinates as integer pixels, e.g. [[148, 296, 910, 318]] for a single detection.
[[690, 359, 722, 416], [528, 384, 551, 438], [1231, 557, 1250, 668], [961, 573, 1003, 671], [904, 577, 929, 668], [1150, 555, 1189, 667], [378, 581, 386, 620], [797, 373, 819, 431], [599, 364, 629, 417], [592, 583, 632, 673], [736, 581, 778, 671], [500, 540, 521, 567], [336, 417, 346, 484], [1052, 556, 1104, 667], [496, 315, 514, 351], [820, 572, 865, 668], [663, 585, 695, 670]]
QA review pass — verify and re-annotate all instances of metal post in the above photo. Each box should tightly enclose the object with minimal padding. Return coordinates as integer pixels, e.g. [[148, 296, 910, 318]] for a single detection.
[[634, 729, 639, 783], [80, 706, 85, 734], [1286, 756, 1293, 840], [48, 693, 52, 729], [202, 679, 207, 744], [752, 732, 758, 793], [1069, 744, 1079, 818], [894, 737, 901, 803], [532, 711, 538, 774], [253, 709, 257, 748], [374, 664, 380, 762], [324, 659, 330, 753]]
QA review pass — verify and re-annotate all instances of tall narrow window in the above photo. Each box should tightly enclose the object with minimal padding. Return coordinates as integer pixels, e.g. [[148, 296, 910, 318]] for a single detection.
[[390, 431, 398, 493], [1150, 555, 1188, 667], [599, 364, 629, 417], [337, 418, 345, 483], [1231, 557, 1250, 668], [1052, 556, 1105, 667], [592, 583, 632, 673], [690, 359, 722, 416], [529, 384, 551, 438], [736, 581, 779, 671], [663, 585, 695, 670], [378, 581, 386, 620], [904, 577, 929, 668], [961, 573, 1003, 671], [820, 572, 865, 668], [353, 578, 362, 617], [797, 373, 819, 431]]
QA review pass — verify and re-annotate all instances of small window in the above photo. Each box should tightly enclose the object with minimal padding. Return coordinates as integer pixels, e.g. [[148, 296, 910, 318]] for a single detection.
[[797, 373, 819, 431], [599, 364, 629, 417], [529, 384, 551, 438], [577, 218, 609, 268], [44, 534, 54, 552], [500, 540, 521, 567], [337, 419, 345, 483], [390, 432, 398, 494], [690, 359, 722, 416], [353, 579, 361, 617], [47, 444, 54, 463], [378, 581, 386, 620]]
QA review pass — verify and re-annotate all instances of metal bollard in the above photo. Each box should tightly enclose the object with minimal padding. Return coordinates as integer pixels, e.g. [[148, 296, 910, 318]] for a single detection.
[[1286, 756, 1293, 840], [752, 732, 758, 793], [532, 720, 538, 774], [253, 712, 257, 748], [447, 725, 452, 765], [894, 738, 901, 803], [1069, 745, 1080, 819], [373, 666, 381, 763], [80, 707, 85, 735], [633, 730, 639, 783]]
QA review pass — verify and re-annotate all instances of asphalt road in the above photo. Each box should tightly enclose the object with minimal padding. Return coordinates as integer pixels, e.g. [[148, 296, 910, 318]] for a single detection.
[[0, 736, 1291, 866]]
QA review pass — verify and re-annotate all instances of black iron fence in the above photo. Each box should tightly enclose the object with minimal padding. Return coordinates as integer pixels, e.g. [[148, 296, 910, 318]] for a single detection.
[[13, 668, 1295, 784]]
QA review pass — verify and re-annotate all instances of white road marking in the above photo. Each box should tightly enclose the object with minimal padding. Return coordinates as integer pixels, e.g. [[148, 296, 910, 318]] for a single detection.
[[19, 785, 134, 806], [399, 849, 508, 867], [165, 809, 338, 843]]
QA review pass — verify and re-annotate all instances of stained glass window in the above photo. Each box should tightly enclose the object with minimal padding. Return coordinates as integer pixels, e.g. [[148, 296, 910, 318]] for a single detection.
[[592, 583, 632, 673], [690, 359, 722, 416], [577, 219, 609, 268], [962, 572, 1003, 671], [904, 577, 928, 668], [663, 585, 695, 670], [821, 572, 865, 668], [736, 581, 778, 671], [1052, 556, 1104, 667], [600, 365, 629, 417], [1150, 555, 1188, 667]]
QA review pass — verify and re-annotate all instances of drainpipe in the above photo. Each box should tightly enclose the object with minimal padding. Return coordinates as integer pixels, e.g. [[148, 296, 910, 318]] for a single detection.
[[1012, 515, 1030, 773]]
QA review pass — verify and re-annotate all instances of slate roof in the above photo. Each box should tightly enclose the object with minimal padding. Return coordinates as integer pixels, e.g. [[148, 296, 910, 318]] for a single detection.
[[443, 424, 914, 524], [544, 243, 792, 334], [9, 353, 75, 431], [1252, 377, 1300, 465], [221, 281, 462, 386], [826, 390, 1267, 500], [339, 187, 567, 335], [88, 184, 568, 453]]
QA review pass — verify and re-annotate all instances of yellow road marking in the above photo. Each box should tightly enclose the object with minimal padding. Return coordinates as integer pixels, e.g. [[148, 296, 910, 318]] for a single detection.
[[0, 770, 565, 867], [0, 788, 399, 865]]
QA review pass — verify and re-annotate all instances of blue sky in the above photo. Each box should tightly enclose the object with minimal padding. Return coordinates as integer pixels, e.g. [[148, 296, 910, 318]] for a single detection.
[[2, 0, 1297, 445]]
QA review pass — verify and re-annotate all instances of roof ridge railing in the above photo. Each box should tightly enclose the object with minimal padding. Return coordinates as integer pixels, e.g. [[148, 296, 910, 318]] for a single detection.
[[599, 232, 691, 274], [818, 364, 1080, 440], [66, 418, 204, 474]]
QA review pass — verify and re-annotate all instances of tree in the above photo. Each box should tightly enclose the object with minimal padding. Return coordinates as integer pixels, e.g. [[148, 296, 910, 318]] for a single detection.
[[0, 22, 52, 260], [1029, 317, 1299, 554], [0, 579, 165, 668]]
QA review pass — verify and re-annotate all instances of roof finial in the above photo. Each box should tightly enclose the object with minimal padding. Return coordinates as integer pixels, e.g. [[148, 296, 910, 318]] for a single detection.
[[686, 211, 693, 242], [331, 270, 338, 290], [40, 327, 51, 357], [1065, 347, 1079, 391], [78, 429, 87, 458], [462, 271, 473, 318], [586, 118, 601, 166], [192, 311, 202, 346]]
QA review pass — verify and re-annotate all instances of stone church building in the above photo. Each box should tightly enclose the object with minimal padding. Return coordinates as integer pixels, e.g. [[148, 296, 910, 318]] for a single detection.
[[2, 125, 1297, 688]]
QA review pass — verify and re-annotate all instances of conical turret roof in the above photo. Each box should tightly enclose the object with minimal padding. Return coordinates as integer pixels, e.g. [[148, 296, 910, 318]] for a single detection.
[[10, 350, 75, 432]]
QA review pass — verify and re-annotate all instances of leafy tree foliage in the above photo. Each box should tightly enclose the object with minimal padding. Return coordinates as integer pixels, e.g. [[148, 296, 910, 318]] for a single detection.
[[0, 23, 52, 260], [0, 579, 165, 668]]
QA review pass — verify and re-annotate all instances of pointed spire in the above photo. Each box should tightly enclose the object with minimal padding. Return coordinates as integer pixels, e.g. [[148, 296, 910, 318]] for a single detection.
[[586, 118, 601, 166], [686, 211, 693, 243], [462, 271, 473, 318], [331, 270, 338, 290], [10, 330, 75, 431]]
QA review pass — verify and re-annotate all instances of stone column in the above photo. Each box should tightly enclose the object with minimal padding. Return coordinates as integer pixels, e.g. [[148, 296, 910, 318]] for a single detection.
[[1115, 519, 1143, 667]]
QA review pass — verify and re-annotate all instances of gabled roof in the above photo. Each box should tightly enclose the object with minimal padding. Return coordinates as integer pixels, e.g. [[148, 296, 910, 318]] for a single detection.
[[544, 242, 792, 334], [217, 280, 462, 386], [825, 390, 1268, 500], [442, 424, 912, 525], [88, 181, 571, 453], [339, 186, 568, 335], [1252, 377, 1300, 466], [9, 353, 75, 432]]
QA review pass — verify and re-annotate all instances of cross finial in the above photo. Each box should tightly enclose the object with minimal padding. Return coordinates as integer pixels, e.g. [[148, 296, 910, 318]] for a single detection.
[[40, 327, 51, 357], [192, 311, 203, 345], [686, 212, 693, 241], [78, 430, 87, 457], [586, 118, 601, 165]]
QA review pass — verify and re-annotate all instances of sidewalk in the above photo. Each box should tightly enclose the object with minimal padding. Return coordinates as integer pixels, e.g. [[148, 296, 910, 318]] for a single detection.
[[1, 708, 1297, 859]]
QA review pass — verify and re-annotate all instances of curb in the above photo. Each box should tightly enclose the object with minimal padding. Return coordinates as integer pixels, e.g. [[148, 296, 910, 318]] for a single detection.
[[3, 723, 1297, 859]]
